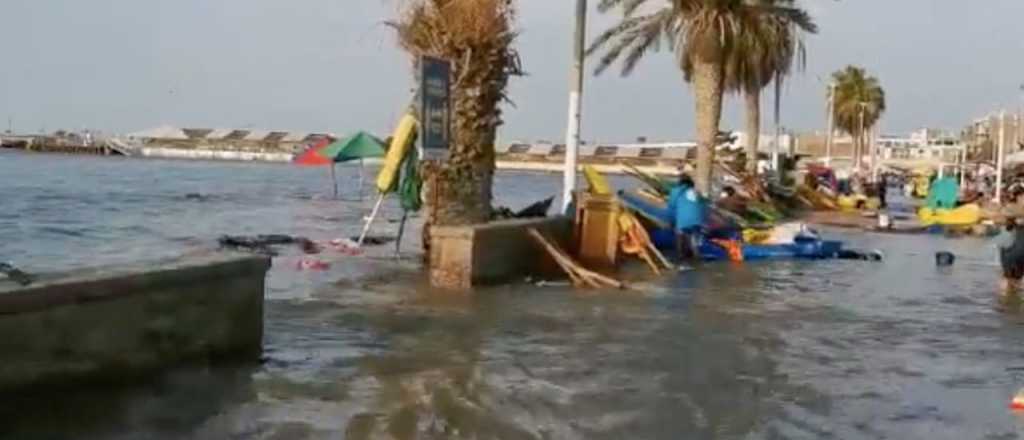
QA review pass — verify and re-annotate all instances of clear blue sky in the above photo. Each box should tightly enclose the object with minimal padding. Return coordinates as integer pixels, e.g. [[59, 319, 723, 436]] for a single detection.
[[1, 0, 1022, 142]]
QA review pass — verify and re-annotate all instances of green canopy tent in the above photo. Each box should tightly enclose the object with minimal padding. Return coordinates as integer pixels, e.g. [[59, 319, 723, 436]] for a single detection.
[[321, 131, 387, 199]]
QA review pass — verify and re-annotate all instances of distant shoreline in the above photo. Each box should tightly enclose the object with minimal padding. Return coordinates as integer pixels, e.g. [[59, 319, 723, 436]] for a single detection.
[[2, 145, 683, 175]]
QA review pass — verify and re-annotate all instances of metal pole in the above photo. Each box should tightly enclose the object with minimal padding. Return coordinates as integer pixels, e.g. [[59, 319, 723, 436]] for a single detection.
[[1019, 84, 1024, 149], [358, 158, 365, 201], [395, 211, 409, 259], [772, 78, 782, 177], [959, 147, 966, 188], [561, 0, 587, 213], [871, 126, 879, 181], [997, 110, 1007, 204], [357, 194, 387, 246], [824, 83, 835, 167], [857, 106, 865, 171], [329, 163, 338, 199]]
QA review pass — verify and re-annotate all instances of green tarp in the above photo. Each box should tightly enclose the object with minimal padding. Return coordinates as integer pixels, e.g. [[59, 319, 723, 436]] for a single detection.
[[926, 177, 959, 209], [320, 131, 386, 162]]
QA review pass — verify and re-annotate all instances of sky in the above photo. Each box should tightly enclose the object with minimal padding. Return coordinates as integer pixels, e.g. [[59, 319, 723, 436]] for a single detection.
[[1, 0, 1022, 143]]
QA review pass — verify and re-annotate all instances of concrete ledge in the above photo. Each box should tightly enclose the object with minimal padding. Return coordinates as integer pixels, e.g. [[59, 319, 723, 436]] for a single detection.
[[0, 253, 271, 391], [429, 216, 571, 289]]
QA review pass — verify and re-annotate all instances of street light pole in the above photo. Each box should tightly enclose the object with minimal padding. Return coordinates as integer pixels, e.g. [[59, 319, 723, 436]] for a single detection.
[[997, 110, 1007, 204], [772, 77, 782, 180], [857, 104, 866, 171], [824, 82, 836, 167], [870, 125, 879, 181], [561, 0, 587, 213], [1018, 83, 1024, 149]]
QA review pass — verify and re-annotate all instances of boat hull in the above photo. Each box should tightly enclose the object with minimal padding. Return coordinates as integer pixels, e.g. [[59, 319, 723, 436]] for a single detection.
[[618, 190, 844, 261]]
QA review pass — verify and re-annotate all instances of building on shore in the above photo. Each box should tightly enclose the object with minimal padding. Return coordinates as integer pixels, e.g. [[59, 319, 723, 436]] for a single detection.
[[794, 132, 855, 159], [127, 126, 336, 155], [963, 112, 1023, 161], [878, 129, 965, 163], [122, 126, 337, 162]]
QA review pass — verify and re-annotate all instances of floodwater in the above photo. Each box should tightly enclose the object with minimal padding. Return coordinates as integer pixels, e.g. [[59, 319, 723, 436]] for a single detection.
[[3, 150, 1024, 439]]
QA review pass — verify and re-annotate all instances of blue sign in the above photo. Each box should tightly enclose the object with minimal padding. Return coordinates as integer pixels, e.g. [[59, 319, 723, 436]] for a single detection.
[[420, 56, 451, 157]]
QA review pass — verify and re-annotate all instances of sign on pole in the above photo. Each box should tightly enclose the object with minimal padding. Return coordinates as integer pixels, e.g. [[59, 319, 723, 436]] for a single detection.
[[420, 56, 452, 161]]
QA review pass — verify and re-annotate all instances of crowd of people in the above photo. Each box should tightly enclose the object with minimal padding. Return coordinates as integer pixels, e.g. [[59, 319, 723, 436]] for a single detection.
[[662, 165, 1024, 295]]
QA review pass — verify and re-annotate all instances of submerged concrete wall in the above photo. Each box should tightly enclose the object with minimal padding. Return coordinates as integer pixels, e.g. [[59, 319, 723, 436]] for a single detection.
[[0, 253, 271, 391], [429, 216, 572, 289]]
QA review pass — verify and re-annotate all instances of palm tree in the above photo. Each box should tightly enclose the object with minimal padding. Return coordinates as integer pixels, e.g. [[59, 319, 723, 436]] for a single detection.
[[830, 65, 885, 170], [724, 0, 815, 175], [588, 0, 814, 194], [390, 0, 523, 226]]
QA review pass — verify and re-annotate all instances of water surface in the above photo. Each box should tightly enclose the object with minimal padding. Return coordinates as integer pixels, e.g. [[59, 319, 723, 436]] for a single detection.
[[2, 151, 1023, 439]]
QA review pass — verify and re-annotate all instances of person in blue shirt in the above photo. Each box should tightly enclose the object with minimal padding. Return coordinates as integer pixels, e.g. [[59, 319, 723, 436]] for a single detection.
[[666, 174, 707, 260], [998, 218, 1024, 294]]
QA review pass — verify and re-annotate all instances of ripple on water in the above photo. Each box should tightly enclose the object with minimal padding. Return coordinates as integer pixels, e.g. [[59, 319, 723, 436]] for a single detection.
[[6, 155, 1024, 438]]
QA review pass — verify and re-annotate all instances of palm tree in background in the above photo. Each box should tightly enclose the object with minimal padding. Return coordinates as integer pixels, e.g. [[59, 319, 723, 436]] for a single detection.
[[724, 0, 815, 175], [830, 65, 885, 170], [587, 0, 815, 194], [390, 0, 523, 226]]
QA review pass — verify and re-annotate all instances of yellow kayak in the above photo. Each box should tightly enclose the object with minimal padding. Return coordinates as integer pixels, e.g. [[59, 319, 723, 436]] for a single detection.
[[918, 204, 981, 226], [837, 195, 880, 211], [583, 165, 613, 195], [376, 114, 418, 193]]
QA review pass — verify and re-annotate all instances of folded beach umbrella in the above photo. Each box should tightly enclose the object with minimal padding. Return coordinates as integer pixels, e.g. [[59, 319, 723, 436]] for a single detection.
[[293, 137, 335, 166]]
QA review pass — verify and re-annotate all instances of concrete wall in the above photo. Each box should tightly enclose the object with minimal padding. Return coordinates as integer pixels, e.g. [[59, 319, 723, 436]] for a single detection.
[[429, 216, 572, 289], [796, 133, 855, 158], [0, 253, 270, 391]]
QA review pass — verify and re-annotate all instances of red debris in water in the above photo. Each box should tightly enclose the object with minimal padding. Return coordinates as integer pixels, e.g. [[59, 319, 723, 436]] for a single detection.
[[296, 258, 330, 271]]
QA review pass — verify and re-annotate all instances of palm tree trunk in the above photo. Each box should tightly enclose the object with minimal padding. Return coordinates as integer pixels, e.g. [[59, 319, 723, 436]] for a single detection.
[[744, 90, 761, 175], [692, 59, 725, 196], [853, 132, 863, 170], [427, 56, 502, 227]]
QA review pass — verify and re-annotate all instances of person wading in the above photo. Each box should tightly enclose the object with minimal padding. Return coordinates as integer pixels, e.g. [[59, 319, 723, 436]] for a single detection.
[[997, 218, 1024, 293], [666, 174, 707, 262]]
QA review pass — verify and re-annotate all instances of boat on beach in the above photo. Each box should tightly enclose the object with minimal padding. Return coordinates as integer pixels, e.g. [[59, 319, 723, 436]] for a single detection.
[[617, 189, 846, 261]]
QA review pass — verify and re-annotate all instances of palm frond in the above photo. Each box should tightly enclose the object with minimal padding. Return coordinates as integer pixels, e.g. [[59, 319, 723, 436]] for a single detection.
[[587, 8, 675, 76]]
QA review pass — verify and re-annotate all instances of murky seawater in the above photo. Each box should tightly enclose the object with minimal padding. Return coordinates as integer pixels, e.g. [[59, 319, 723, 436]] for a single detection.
[[3, 150, 1024, 439]]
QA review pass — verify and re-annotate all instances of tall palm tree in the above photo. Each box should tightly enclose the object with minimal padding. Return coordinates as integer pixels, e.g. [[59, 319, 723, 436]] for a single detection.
[[830, 65, 885, 170], [724, 0, 815, 175], [588, 0, 814, 194], [390, 0, 523, 226]]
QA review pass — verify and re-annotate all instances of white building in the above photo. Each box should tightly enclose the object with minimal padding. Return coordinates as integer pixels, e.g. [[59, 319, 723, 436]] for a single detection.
[[878, 128, 965, 163]]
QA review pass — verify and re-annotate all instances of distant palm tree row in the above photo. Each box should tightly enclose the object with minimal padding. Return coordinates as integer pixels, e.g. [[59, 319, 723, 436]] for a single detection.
[[589, 0, 886, 193]]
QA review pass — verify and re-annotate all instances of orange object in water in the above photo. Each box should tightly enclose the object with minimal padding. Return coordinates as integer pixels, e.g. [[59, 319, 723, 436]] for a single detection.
[[1011, 389, 1024, 410], [619, 221, 644, 255], [711, 239, 744, 262]]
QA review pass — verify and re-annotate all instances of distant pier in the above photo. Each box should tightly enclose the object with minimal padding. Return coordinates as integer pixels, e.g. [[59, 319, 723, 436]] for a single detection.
[[1, 135, 129, 156]]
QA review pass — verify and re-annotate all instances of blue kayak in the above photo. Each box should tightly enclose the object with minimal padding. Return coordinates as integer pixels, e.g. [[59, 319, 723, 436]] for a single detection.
[[618, 190, 845, 261]]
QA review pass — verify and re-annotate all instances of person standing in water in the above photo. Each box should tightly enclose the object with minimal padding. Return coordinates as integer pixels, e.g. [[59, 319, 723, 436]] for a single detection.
[[876, 173, 888, 209], [666, 174, 706, 261], [997, 218, 1024, 293]]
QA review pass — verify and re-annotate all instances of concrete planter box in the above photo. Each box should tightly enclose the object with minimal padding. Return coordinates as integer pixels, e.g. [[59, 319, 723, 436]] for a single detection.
[[0, 253, 271, 391], [429, 216, 572, 289]]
